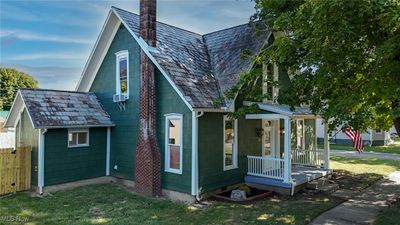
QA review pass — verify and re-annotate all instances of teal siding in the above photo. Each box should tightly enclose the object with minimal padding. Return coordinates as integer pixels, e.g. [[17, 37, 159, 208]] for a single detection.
[[198, 113, 261, 193], [156, 70, 192, 193], [17, 109, 38, 185], [90, 25, 141, 180], [44, 128, 107, 186], [90, 24, 192, 193]]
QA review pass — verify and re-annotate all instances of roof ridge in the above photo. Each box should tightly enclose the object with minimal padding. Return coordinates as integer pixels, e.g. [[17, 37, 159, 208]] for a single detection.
[[19, 88, 94, 95], [202, 22, 254, 37], [111, 6, 202, 36]]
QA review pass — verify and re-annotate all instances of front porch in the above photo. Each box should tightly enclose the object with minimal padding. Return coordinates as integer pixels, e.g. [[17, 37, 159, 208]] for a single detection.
[[243, 101, 331, 194]]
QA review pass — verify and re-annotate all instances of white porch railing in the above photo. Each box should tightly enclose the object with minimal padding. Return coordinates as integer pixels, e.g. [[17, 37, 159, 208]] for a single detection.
[[247, 156, 285, 180], [291, 149, 325, 167]]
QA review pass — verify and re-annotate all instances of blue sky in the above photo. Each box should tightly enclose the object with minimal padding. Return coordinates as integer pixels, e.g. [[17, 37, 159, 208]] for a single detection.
[[0, 0, 255, 90]]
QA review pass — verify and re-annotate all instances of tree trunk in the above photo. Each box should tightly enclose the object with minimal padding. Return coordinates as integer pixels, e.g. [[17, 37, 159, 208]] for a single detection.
[[394, 117, 400, 136], [393, 101, 400, 135]]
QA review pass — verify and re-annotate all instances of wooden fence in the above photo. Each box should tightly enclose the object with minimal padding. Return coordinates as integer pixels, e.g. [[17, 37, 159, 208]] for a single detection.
[[0, 147, 31, 195]]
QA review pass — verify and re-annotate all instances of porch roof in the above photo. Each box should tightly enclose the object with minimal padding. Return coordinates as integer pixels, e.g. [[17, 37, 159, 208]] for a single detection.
[[243, 101, 319, 119]]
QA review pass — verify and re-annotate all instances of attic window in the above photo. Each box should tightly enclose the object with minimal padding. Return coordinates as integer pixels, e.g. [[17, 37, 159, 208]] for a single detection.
[[115, 50, 129, 98]]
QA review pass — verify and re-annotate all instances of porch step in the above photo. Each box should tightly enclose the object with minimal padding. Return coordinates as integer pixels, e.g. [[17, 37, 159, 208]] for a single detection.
[[305, 178, 330, 190], [319, 183, 339, 194]]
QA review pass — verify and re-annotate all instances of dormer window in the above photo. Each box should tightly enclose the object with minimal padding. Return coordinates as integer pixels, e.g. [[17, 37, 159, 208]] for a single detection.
[[115, 50, 129, 99]]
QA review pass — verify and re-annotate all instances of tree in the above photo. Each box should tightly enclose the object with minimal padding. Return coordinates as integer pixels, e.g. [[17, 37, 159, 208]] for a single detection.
[[0, 68, 38, 110], [231, 0, 400, 134]]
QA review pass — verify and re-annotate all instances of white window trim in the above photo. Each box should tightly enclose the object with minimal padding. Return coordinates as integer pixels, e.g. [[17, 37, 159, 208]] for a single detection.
[[68, 129, 89, 148], [223, 115, 238, 171], [164, 114, 183, 174], [115, 50, 129, 98]]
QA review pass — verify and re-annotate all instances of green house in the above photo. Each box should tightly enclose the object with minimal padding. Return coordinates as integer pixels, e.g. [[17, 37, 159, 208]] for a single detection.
[[4, 6, 331, 202]]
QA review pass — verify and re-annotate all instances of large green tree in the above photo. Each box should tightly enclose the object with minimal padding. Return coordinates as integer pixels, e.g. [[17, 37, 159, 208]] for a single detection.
[[232, 0, 400, 134], [0, 68, 38, 110]]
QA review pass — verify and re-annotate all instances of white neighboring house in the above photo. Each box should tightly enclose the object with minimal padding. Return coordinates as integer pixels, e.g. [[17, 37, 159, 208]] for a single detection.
[[316, 119, 392, 146], [0, 111, 15, 148]]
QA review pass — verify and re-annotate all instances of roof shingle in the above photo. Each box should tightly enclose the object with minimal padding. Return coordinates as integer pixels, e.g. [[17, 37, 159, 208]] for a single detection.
[[113, 7, 271, 108], [20, 89, 114, 128]]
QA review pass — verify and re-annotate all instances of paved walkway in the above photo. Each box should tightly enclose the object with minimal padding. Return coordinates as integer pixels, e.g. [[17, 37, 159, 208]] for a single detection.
[[309, 171, 400, 225], [330, 150, 400, 161]]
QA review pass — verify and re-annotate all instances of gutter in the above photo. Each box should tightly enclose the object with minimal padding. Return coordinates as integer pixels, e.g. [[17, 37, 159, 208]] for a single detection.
[[191, 111, 204, 201]]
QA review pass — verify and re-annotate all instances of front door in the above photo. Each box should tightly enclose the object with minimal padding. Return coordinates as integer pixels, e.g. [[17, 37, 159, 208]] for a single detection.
[[262, 120, 273, 157], [262, 120, 280, 158]]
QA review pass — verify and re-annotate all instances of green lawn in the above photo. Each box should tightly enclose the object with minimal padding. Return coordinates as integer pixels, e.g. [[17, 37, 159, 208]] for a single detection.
[[330, 156, 400, 225], [374, 200, 400, 225], [1, 156, 398, 225], [331, 155, 400, 176], [0, 184, 341, 225], [319, 137, 400, 154]]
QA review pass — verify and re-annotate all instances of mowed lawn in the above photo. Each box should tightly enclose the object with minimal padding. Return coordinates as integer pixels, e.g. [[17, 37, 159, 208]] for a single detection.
[[324, 137, 400, 154], [0, 184, 340, 225], [1, 156, 399, 225]]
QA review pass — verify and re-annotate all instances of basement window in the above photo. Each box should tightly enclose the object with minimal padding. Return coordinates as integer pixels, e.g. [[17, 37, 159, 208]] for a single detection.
[[115, 50, 129, 98], [68, 129, 89, 148], [165, 114, 183, 174], [223, 115, 238, 171]]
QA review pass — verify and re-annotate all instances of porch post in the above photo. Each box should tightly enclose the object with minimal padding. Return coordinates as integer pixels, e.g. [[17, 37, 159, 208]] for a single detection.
[[323, 120, 330, 169], [283, 118, 291, 183]]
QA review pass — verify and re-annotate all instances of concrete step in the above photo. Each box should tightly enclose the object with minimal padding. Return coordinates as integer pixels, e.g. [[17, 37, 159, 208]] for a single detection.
[[305, 178, 330, 190], [320, 183, 340, 194]]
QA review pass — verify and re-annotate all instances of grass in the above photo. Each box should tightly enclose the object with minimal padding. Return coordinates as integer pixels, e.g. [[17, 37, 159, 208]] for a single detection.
[[320, 137, 400, 154], [374, 200, 400, 225], [0, 184, 341, 225], [1, 152, 398, 225], [330, 155, 400, 224], [330, 155, 400, 176]]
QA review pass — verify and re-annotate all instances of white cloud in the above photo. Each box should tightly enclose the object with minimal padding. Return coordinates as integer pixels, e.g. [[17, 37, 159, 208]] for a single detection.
[[6, 51, 88, 61], [0, 64, 81, 91], [0, 29, 94, 45]]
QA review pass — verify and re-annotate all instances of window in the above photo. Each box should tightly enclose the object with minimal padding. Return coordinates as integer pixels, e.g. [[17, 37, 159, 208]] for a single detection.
[[262, 63, 278, 103], [165, 114, 183, 174], [68, 129, 89, 148], [115, 50, 129, 98], [223, 115, 238, 170]]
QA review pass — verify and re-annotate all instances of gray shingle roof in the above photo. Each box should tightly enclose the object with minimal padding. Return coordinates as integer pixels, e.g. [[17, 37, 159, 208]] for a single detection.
[[20, 89, 114, 128], [113, 7, 271, 108]]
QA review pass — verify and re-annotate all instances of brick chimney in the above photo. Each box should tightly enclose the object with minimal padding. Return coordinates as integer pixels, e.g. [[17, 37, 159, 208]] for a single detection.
[[134, 0, 161, 196]]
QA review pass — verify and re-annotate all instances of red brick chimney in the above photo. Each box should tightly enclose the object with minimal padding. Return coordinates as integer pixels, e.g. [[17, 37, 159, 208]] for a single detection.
[[134, 0, 161, 196]]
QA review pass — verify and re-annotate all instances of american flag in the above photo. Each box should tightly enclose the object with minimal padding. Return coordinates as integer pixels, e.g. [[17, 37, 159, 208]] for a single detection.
[[343, 127, 364, 153]]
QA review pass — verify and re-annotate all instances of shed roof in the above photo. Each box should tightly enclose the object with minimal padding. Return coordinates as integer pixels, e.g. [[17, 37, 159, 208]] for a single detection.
[[89, 7, 271, 109], [4, 89, 114, 129]]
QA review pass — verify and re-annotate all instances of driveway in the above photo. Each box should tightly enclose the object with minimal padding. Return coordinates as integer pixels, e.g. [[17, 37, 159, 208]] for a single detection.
[[330, 150, 400, 161]]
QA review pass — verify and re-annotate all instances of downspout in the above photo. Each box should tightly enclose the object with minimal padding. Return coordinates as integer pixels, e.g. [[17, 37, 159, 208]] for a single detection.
[[191, 111, 204, 201], [106, 127, 111, 176], [38, 128, 47, 194]]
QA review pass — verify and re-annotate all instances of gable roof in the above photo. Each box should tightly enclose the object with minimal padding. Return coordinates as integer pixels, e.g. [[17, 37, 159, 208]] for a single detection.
[[77, 7, 271, 110], [4, 89, 114, 129]]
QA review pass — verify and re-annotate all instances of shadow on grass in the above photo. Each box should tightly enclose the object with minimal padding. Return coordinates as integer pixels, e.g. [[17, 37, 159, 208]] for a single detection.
[[331, 155, 400, 169]]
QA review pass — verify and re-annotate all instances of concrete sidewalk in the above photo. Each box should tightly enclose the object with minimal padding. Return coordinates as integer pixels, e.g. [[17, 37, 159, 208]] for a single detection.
[[330, 150, 400, 161], [309, 171, 400, 225]]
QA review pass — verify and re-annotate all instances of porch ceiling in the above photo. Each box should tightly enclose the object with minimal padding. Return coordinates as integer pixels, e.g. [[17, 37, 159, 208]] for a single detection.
[[243, 101, 320, 119]]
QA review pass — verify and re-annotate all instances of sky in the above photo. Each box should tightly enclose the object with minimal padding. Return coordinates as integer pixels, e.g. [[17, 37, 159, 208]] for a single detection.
[[0, 0, 256, 90]]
